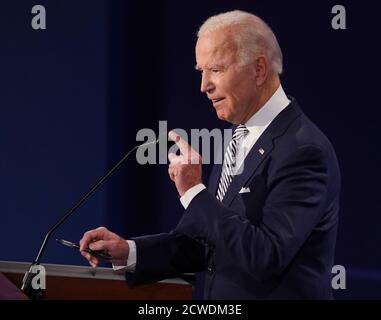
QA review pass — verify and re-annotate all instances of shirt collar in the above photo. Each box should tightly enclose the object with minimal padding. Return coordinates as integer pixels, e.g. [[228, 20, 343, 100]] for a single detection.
[[244, 84, 290, 135]]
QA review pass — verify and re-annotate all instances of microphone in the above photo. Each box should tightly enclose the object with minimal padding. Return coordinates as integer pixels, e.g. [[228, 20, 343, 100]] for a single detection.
[[20, 136, 162, 298]]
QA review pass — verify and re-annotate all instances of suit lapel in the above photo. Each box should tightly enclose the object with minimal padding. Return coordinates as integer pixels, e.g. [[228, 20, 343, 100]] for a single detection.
[[219, 100, 302, 207], [208, 163, 222, 195], [222, 134, 274, 206]]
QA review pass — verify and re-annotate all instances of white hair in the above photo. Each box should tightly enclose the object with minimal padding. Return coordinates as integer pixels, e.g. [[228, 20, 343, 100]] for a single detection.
[[197, 10, 283, 75]]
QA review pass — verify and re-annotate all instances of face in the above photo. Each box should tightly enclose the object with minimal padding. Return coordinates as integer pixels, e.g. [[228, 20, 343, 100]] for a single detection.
[[195, 29, 260, 124]]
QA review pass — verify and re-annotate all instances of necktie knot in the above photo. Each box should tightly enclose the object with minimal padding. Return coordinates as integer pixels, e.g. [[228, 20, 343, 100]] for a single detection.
[[233, 124, 249, 141]]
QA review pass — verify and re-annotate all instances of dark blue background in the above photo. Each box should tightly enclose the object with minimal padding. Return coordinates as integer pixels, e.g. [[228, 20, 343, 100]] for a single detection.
[[1, 0, 380, 299]]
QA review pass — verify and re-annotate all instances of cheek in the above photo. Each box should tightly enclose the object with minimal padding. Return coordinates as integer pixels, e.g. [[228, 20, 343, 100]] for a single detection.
[[217, 75, 251, 109], [231, 81, 255, 106], [222, 79, 245, 103], [225, 92, 242, 112]]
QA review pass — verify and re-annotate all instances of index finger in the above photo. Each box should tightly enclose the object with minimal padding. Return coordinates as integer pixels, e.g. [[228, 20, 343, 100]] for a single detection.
[[79, 227, 108, 251], [168, 131, 192, 156]]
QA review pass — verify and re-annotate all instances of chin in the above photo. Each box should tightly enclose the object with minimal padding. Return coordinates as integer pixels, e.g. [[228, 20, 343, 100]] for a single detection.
[[216, 110, 227, 121], [215, 106, 235, 123], [217, 111, 235, 124]]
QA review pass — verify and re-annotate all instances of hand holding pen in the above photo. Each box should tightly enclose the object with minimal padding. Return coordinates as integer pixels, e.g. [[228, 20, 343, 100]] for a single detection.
[[78, 226, 130, 268]]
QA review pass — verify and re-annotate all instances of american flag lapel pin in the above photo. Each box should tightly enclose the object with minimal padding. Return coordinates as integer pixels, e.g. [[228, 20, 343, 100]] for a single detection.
[[258, 148, 265, 155]]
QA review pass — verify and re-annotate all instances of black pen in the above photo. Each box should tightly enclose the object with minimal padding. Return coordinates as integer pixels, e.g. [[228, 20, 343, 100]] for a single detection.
[[56, 238, 113, 261]]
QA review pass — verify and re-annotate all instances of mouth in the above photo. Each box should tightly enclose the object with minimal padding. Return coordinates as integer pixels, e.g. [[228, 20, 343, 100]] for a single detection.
[[211, 98, 225, 107]]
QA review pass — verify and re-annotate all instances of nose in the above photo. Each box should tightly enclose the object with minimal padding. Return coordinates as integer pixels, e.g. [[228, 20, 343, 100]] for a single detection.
[[200, 71, 215, 93]]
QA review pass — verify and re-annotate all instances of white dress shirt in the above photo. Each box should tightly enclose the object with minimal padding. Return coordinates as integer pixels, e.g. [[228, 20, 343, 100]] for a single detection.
[[115, 84, 290, 272]]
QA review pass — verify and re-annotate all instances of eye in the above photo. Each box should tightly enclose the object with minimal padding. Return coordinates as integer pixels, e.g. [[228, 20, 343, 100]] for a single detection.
[[211, 69, 220, 73]]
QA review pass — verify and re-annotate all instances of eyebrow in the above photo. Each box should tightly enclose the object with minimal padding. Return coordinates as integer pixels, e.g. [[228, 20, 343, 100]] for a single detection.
[[194, 64, 225, 71]]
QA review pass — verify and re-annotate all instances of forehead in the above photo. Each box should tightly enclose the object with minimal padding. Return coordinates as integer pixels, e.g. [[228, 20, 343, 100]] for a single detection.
[[195, 29, 238, 67]]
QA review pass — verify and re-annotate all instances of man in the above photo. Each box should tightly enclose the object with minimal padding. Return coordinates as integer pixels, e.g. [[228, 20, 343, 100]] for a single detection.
[[80, 10, 340, 299]]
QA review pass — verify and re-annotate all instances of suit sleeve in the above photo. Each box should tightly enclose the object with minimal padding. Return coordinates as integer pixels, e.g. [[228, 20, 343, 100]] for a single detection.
[[175, 145, 329, 281], [125, 231, 205, 287]]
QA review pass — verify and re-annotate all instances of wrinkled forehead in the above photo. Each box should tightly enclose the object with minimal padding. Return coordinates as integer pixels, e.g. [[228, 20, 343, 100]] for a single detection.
[[195, 29, 238, 67]]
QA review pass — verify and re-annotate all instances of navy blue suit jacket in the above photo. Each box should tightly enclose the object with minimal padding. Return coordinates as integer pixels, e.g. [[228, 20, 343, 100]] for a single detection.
[[125, 100, 341, 299]]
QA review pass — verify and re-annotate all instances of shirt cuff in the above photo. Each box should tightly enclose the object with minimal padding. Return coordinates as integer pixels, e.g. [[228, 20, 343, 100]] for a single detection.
[[112, 240, 137, 273], [180, 183, 206, 209]]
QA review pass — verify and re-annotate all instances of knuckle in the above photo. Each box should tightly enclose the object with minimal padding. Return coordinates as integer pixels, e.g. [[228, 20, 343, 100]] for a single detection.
[[83, 230, 92, 237]]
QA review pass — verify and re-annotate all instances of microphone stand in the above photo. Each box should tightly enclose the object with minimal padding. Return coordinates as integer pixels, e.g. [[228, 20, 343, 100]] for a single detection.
[[20, 138, 159, 299]]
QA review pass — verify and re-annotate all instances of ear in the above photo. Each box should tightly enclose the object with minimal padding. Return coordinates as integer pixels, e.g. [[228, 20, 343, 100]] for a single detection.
[[254, 55, 268, 86]]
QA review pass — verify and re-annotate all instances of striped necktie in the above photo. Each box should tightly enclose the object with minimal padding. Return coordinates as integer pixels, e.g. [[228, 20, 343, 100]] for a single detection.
[[216, 124, 249, 201]]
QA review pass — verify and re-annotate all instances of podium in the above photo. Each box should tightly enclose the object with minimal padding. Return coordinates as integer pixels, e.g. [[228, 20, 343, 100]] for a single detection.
[[0, 272, 28, 300], [0, 261, 192, 300]]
